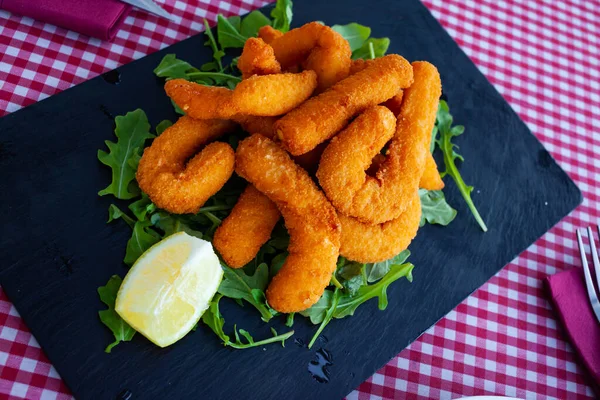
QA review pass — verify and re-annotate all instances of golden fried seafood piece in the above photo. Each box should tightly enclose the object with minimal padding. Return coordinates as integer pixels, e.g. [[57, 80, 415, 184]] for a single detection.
[[165, 70, 317, 119], [382, 90, 404, 116], [274, 54, 413, 155], [258, 25, 283, 44], [213, 185, 281, 268], [235, 134, 341, 313], [237, 37, 282, 79], [292, 142, 328, 174], [339, 192, 421, 263], [349, 58, 369, 75], [136, 116, 236, 214], [232, 115, 277, 139], [318, 62, 441, 224], [270, 22, 351, 92], [420, 155, 445, 190]]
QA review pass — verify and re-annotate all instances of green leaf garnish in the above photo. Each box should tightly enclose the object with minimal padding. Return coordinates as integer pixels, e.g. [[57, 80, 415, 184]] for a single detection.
[[98, 275, 136, 353], [202, 295, 293, 349], [153, 54, 193, 79], [331, 23, 371, 51], [108, 205, 160, 266], [435, 100, 487, 231], [217, 15, 248, 49], [218, 263, 276, 321], [299, 290, 334, 324], [240, 10, 271, 38], [203, 19, 225, 71], [155, 120, 173, 136], [364, 250, 410, 283], [352, 37, 390, 60], [419, 189, 457, 227], [97, 109, 153, 200], [271, 0, 293, 33]]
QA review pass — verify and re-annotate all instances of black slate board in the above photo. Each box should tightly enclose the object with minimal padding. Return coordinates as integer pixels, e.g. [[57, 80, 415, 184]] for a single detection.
[[0, 0, 582, 399]]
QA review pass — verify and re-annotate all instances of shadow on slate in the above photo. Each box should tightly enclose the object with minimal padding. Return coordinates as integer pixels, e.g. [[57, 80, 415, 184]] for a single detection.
[[0, 0, 582, 399]]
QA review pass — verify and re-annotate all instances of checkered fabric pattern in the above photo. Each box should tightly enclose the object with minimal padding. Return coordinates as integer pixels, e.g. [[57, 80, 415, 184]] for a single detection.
[[1, 0, 598, 398]]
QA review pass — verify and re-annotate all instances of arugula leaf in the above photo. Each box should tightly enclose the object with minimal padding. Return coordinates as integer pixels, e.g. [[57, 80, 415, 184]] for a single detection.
[[286, 312, 295, 327], [435, 100, 488, 232], [336, 261, 365, 295], [98, 275, 136, 353], [419, 189, 457, 227], [128, 194, 155, 222], [271, 0, 293, 32], [334, 263, 414, 319], [240, 11, 271, 37], [299, 290, 333, 324], [98, 109, 153, 200], [203, 19, 225, 71], [153, 54, 193, 79], [217, 15, 247, 49], [155, 120, 172, 136], [228, 16, 242, 31], [218, 263, 275, 321], [308, 288, 340, 348], [202, 295, 294, 349], [270, 252, 287, 278], [331, 23, 371, 51], [352, 37, 390, 60], [109, 205, 161, 266], [364, 249, 410, 283]]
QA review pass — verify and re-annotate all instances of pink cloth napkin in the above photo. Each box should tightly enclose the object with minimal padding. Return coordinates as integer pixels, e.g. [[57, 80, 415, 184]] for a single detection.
[[547, 267, 600, 388], [0, 0, 131, 41]]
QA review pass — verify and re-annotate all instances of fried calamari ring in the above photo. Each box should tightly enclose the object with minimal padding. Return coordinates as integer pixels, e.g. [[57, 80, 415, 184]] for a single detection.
[[270, 22, 351, 92], [232, 115, 277, 139], [235, 134, 341, 313], [274, 54, 413, 155], [258, 25, 283, 44], [136, 116, 236, 214], [237, 37, 281, 79], [420, 156, 445, 190], [368, 153, 445, 191], [339, 193, 421, 263], [317, 62, 441, 224], [213, 185, 281, 268], [165, 70, 317, 119]]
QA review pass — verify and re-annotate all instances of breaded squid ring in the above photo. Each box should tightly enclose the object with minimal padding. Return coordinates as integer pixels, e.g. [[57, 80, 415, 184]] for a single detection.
[[274, 54, 413, 155], [136, 116, 236, 214], [235, 134, 341, 313], [368, 153, 445, 191], [317, 61, 441, 224], [237, 37, 281, 79], [339, 192, 421, 263], [213, 185, 281, 268], [165, 70, 317, 119], [270, 22, 351, 92], [258, 25, 283, 44]]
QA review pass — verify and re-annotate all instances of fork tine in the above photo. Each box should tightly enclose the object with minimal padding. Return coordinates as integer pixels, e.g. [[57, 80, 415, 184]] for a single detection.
[[577, 229, 600, 324], [588, 227, 600, 294]]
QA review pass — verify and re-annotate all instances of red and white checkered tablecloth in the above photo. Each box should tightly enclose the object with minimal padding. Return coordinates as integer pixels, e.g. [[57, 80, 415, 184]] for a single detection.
[[1, 0, 599, 398]]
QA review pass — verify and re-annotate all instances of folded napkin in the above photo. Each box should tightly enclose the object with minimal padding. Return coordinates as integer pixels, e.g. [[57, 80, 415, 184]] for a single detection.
[[0, 0, 131, 41], [547, 267, 600, 388]]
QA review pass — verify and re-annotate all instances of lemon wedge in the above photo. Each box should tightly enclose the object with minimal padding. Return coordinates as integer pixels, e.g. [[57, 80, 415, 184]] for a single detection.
[[115, 232, 223, 347]]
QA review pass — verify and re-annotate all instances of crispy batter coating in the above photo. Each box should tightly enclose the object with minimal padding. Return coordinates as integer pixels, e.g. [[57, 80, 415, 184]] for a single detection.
[[233, 70, 317, 116], [382, 90, 404, 116], [292, 142, 328, 174], [165, 70, 317, 119], [235, 134, 341, 312], [213, 185, 281, 268], [420, 155, 445, 190], [318, 62, 440, 224], [274, 54, 414, 155], [136, 116, 236, 214], [339, 192, 421, 263], [270, 22, 351, 92], [237, 37, 281, 79], [258, 25, 283, 44], [232, 115, 277, 139]]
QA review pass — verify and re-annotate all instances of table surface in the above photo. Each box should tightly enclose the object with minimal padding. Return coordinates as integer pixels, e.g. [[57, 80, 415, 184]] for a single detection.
[[1, 0, 599, 399]]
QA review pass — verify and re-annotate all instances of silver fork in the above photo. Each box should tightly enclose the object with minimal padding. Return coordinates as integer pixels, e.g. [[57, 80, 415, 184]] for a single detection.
[[576, 226, 600, 323]]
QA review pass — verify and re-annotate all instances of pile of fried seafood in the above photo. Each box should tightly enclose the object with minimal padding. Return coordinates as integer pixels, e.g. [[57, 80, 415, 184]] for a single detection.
[[136, 22, 443, 314]]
